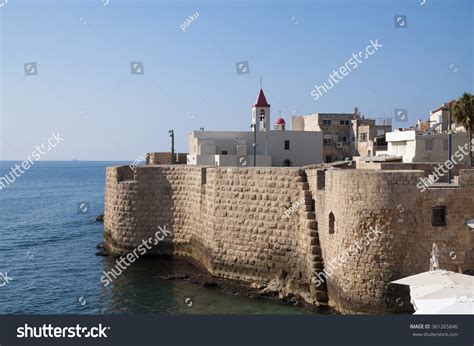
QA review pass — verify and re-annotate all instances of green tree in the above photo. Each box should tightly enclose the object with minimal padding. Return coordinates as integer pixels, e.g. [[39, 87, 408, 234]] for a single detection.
[[452, 92, 474, 166]]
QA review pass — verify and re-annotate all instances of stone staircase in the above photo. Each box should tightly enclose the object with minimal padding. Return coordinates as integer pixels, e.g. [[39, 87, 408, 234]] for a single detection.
[[298, 170, 328, 304]]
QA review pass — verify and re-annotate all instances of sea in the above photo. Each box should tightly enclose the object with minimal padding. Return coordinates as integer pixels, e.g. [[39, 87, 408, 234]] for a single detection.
[[0, 161, 310, 314]]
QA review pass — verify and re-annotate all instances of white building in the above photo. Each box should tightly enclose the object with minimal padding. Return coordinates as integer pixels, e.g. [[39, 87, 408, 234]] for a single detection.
[[384, 129, 470, 163], [429, 103, 450, 133], [429, 101, 466, 134], [187, 89, 323, 167]]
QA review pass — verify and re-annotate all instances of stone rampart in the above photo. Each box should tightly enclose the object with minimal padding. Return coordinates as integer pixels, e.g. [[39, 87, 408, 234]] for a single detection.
[[305, 167, 474, 313], [104, 164, 474, 313], [104, 165, 326, 304]]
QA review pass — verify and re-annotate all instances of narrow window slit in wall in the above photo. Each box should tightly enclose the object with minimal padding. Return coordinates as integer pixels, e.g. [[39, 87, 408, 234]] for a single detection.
[[329, 212, 335, 234]]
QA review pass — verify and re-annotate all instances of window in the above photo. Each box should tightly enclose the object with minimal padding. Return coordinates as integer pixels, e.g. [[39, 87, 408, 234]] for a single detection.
[[329, 212, 335, 234], [221, 151, 228, 155], [345, 120, 350, 125], [396, 141, 407, 155], [425, 139, 433, 151], [340, 120, 345, 125], [282, 159, 292, 167], [323, 138, 332, 145], [338, 136, 348, 142], [443, 139, 448, 151], [325, 155, 332, 163], [322, 119, 332, 126], [359, 133, 367, 142], [432, 206, 446, 227], [284, 140, 290, 150]]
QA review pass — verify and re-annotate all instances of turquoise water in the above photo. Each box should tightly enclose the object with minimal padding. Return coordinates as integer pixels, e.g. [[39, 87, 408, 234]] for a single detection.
[[0, 161, 309, 314]]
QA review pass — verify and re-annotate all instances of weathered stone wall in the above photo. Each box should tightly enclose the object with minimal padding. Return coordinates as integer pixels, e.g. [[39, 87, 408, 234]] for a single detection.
[[104, 164, 474, 313], [305, 167, 474, 314], [104, 165, 326, 304]]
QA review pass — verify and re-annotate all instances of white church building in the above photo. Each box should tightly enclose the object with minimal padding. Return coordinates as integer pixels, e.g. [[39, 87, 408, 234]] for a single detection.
[[187, 88, 323, 167]]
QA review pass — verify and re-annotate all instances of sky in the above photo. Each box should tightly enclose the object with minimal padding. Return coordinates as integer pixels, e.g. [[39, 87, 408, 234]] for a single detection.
[[0, 0, 472, 161]]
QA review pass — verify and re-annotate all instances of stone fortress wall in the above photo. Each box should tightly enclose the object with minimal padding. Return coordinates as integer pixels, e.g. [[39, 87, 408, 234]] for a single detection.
[[306, 166, 474, 313], [104, 162, 474, 313], [104, 165, 327, 305]]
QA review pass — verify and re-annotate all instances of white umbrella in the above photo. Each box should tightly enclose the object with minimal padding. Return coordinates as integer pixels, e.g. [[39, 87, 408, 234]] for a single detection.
[[391, 270, 473, 291], [391, 243, 474, 314], [412, 297, 457, 314], [413, 296, 474, 315], [435, 297, 474, 315], [391, 270, 474, 314]]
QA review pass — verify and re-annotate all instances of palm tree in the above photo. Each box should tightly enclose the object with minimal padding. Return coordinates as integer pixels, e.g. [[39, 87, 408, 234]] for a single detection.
[[451, 92, 474, 166]]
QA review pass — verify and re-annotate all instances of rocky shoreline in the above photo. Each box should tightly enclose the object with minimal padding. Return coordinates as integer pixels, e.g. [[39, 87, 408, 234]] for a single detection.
[[96, 242, 337, 314], [155, 270, 337, 314]]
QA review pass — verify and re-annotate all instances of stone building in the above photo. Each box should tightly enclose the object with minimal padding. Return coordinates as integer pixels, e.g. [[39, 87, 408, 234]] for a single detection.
[[353, 118, 392, 157], [291, 111, 392, 162], [291, 112, 356, 162]]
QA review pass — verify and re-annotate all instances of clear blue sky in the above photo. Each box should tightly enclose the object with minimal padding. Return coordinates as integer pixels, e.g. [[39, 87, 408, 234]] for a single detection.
[[0, 0, 472, 160]]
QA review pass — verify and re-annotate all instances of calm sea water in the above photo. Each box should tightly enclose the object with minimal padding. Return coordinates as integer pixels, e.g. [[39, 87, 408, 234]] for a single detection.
[[0, 161, 309, 314]]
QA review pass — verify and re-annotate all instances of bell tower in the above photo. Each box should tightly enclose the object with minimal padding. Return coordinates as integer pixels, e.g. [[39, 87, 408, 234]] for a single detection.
[[252, 88, 271, 132]]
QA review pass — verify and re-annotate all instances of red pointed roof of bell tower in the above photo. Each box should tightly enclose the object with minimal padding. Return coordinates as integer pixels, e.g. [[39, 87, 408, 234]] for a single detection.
[[253, 88, 270, 108]]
